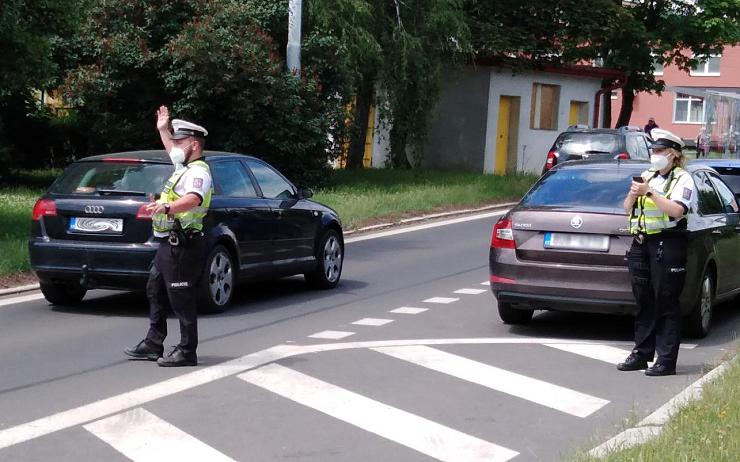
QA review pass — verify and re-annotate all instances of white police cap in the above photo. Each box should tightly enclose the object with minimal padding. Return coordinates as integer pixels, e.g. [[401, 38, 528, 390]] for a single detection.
[[650, 128, 684, 151], [170, 119, 208, 139]]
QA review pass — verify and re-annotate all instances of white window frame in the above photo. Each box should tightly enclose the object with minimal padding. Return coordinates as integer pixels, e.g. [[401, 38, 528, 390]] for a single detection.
[[690, 54, 721, 76], [652, 53, 664, 76], [610, 90, 618, 100], [672, 93, 705, 124]]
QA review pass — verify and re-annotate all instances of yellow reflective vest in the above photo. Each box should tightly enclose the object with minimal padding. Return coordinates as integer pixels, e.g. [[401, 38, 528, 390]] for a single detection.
[[629, 167, 688, 235], [152, 159, 212, 234]]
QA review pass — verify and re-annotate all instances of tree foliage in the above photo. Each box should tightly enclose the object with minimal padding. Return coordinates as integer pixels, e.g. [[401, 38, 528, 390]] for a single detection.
[[62, 0, 333, 183]]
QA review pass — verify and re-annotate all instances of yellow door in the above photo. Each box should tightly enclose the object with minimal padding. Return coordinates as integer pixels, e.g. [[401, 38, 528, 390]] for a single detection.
[[362, 105, 375, 168], [495, 97, 510, 174], [569, 101, 578, 125]]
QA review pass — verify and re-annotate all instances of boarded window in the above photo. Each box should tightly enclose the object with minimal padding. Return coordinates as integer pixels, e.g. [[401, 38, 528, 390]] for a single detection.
[[530, 83, 560, 130]]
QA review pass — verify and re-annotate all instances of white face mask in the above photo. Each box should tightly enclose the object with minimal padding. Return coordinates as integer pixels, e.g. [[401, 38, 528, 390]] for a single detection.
[[169, 143, 192, 168], [650, 154, 670, 171]]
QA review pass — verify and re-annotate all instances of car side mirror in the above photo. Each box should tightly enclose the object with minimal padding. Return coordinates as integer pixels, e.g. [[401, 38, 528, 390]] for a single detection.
[[297, 187, 313, 199]]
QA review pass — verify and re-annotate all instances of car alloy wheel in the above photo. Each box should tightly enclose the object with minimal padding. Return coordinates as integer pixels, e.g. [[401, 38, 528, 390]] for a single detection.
[[323, 233, 343, 283], [698, 274, 712, 333], [208, 248, 234, 307]]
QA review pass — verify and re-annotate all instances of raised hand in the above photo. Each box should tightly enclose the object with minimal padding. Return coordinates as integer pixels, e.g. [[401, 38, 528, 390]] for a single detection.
[[156, 105, 170, 132]]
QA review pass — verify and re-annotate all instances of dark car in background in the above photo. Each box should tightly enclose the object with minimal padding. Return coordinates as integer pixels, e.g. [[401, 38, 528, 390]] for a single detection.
[[542, 126, 652, 174], [29, 151, 344, 312], [490, 160, 740, 338], [690, 158, 740, 199]]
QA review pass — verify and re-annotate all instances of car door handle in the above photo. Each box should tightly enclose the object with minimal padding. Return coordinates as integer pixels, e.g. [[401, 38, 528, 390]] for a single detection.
[[272, 210, 282, 216], [712, 229, 722, 235]]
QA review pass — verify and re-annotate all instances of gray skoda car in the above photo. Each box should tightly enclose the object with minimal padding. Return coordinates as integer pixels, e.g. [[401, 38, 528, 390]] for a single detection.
[[489, 160, 740, 337]]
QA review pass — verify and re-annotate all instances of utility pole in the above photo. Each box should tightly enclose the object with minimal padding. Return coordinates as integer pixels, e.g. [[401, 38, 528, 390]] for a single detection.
[[287, 0, 302, 75]]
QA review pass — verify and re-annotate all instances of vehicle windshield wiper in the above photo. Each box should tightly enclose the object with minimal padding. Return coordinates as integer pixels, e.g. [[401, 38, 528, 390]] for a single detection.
[[96, 189, 147, 196], [585, 150, 611, 155]]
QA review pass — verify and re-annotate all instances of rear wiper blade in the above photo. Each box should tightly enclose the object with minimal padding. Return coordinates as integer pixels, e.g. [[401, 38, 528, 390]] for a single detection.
[[584, 150, 611, 155], [96, 189, 147, 196]]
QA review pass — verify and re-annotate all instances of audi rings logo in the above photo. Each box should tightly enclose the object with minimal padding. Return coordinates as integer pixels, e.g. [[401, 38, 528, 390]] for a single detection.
[[570, 215, 583, 229], [85, 205, 105, 214]]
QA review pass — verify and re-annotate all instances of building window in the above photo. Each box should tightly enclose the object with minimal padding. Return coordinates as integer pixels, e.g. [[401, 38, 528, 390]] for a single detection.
[[673, 93, 705, 124], [652, 53, 664, 75], [530, 83, 560, 130], [690, 55, 721, 76]]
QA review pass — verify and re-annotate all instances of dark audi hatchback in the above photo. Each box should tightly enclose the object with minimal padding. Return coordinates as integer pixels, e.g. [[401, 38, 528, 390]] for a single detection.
[[29, 151, 344, 312], [490, 160, 740, 338]]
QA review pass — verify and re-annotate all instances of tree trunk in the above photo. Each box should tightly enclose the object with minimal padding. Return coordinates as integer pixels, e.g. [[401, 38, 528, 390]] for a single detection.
[[346, 80, 373, 169], [615, 84, 635, 128]]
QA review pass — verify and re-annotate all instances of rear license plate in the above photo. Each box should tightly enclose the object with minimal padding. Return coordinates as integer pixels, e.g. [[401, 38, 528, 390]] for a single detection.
[[543, 232, 609, 252], [69, 217, 123, 234]]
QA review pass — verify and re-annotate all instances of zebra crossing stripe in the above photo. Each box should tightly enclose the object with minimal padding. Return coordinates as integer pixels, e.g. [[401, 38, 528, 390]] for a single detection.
[[84, 408, 236, 462], [373, 345, 609, 418], [544, 343, 633, 365], [238, 364, 519, 462]]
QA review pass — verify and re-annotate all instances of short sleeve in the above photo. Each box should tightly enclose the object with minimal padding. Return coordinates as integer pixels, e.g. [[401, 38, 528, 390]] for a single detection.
[[667, 172, 696, 211], [181, 166, 212, 202]]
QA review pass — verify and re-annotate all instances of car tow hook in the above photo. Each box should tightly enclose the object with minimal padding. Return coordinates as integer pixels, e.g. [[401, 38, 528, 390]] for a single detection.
[[80, 264, 90, 288]]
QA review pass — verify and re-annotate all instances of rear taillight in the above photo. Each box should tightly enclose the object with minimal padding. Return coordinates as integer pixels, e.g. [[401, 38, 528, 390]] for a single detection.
[[136, 204, 154, 220], [491, 218, 516, 249], [545, 151, 557, 171], [490, 275, 516, 284], [32, 199, 57, 221], [615, 152, 629, 160]]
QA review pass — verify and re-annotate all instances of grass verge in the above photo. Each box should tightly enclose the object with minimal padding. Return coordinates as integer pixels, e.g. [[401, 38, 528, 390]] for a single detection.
[[0, 169, 538, 277], [573, 352, 739, 462]]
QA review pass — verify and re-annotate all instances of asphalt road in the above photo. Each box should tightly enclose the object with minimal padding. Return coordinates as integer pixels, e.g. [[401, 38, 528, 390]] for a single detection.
[[0, 212, 738, 462]]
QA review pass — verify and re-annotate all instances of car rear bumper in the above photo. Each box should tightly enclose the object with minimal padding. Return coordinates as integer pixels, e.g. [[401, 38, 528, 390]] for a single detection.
[[29, 239, 157, 290], [490, 250, 637, 315]]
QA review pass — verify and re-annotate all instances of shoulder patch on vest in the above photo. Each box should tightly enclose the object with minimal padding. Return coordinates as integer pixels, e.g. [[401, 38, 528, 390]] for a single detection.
[[682, 187, 692, 200]]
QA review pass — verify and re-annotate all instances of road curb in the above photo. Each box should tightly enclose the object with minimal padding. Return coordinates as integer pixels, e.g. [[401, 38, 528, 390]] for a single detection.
[[344, 202, 517, 236], [588, 353, 739, 457], [0, 283, 40, 297]]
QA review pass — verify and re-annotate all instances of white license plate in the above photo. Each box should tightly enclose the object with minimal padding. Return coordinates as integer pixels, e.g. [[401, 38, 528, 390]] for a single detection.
[[543, 232, 609, 252], [69, 217, 123, 234]]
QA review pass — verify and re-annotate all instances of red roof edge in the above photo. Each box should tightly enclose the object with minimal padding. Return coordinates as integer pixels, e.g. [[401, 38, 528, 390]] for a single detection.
[[471, 55, 624, 81]]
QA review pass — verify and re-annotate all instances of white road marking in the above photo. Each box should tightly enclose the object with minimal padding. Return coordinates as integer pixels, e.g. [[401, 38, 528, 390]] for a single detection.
[[480, 281, 490, 286], [351, 318, 394, 327], [423, 297, 459, 304], [0, 293, 46, 308], [0, 337, 664, 450], [454, 288, 487, 295], [307, 330, 355, 340], [84, 408, 235, 462], [344, 210, 507, 244], [389, 307, 428, 315], [544, 343, 633, 365], [374, 345, 609, 418], [238, 364, 518, 462]]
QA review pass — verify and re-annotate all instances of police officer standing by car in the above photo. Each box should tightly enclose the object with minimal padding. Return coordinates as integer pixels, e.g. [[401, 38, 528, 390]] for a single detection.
[[619, 129, 697, 376], [124, 105, 213, 367]]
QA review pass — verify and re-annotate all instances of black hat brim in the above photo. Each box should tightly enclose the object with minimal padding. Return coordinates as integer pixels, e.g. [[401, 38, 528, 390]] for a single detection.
[[650, 138, 682, 151]]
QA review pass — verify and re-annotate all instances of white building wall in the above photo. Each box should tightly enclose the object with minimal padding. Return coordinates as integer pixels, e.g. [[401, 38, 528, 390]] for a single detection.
[[483, 70, 603, 174]]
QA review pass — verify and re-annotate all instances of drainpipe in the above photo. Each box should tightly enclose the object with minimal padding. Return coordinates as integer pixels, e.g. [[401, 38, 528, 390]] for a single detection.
[[594, 76, 628, 128]]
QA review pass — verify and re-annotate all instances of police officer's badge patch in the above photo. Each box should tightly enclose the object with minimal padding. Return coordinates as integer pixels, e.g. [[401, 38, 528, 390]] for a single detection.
[[682, 187, 692, 200], [193, 178, 203, 189]]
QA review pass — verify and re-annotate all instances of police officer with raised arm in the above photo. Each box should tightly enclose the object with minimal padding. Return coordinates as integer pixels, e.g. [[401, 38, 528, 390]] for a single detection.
[[125, 105, 213, 367], [618, 129, 697, 376]]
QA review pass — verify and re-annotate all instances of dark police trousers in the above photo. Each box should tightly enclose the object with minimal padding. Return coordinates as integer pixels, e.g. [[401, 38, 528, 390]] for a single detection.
[[626, 233, 687, 368], [145, 234, 206, 358]]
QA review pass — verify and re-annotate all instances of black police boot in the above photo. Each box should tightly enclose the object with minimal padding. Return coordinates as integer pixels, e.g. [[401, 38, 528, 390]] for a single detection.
[[616, 353, 649, 371], [157, 346, 197, 367], [124, 339, 163, 361], [645, 363, 676, 376]]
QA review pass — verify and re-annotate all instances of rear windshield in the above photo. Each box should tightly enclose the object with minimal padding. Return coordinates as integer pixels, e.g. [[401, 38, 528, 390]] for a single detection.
[[49, 161, 173, 196], [521, 167, 641, 212], [556, 133, 620, 155]]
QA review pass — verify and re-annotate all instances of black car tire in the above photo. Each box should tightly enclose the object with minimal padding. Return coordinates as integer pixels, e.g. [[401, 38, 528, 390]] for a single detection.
[[498, 302, 534, 324], [305, 229, 343, 289], [197, 245, 236, 313], [684, 270, 713, 338], [40, 281, 87, 306]]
